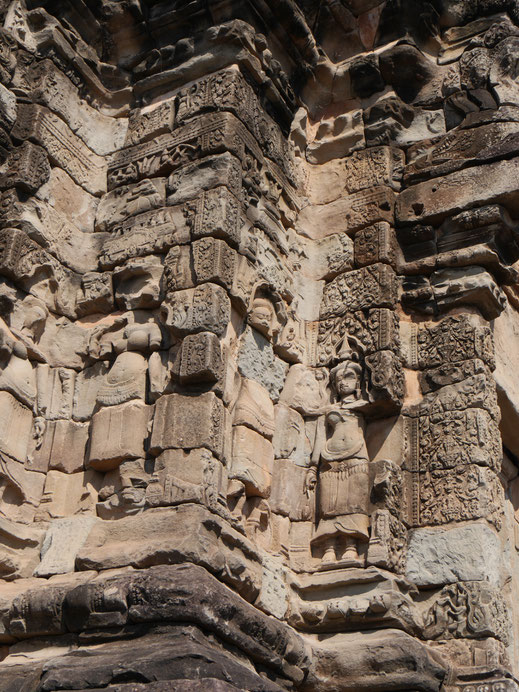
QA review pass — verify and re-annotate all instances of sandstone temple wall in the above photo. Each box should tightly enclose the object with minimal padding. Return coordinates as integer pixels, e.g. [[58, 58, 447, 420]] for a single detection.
[[0, 0, 518, 689]]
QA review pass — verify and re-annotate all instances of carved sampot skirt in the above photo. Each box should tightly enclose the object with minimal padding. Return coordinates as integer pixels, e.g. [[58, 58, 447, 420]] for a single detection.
[[312, 458, 370, 544]]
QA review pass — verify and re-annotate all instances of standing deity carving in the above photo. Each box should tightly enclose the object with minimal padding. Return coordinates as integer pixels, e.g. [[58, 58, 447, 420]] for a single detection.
[[307, 338, 370, 567]]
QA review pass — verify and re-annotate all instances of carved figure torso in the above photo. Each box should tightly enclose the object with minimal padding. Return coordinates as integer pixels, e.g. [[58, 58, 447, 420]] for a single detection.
[[311, 399, 370, 546]]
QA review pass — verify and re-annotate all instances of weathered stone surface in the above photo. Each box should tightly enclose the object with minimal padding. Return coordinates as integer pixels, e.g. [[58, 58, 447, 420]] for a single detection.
[[76, 505, 262, 601], [27, 419, 89, 474], [0, 390, 32, 463], [302, 630, 446, 691], [35, 470, 100, 521], [0, 141, 50, 194], [146, 448, 226, 512], [0, 1, 516, 688], [406, 524, 502, 588], [237, 327, 288, 401], [161, 283, 231, 337], [34, 516, 98, 577], [95, 178, 165, 232], [320, 264, 398, 318], [232, 378, 275, 439], [12, 104, 106, 195], [60, 564, 308, 682], [151, 392, 226, 460], [88, 401, 152, 471], [179, 331, 224, 384], [230, 425, 274, 498], [167, 153, 242, 205], [297, 187, 395, 240], [26, 58, 128, 156], [397, 157, 519, 225], [0, 517, 44, 580], [99, 210, 189, 271]]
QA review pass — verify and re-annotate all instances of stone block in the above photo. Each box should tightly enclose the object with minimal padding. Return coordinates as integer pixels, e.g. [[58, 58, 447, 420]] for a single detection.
[[113, 257, 164, 311], [126, 100, 174, 145], [297, 187, 395, 240], [230, 426, 274, 498], [0, 141, 50, 194], [430, 266, 506, 320], [35, 365, 75, 420], [305, 630, 446, 691], [146, 448, 226, 511], [167, 153, 242, 204], [424, 581, 509, 645], [404, 406, 501, 474], [0, 391, 32, 463], [279, 364, 329, 415], [35, 469, 100, 521], [397, 157, 519, 226], [88, 401, 152, 471], [317, 308, 399, 366], [0, 455, 45, 524], [99, 206, 189, 270], [404, 465, 503, 529], [34, 516, 98, 577], [365, 350, 405, 412], [27, 419, 89, 474], [179, 331, 224, 384], [406, 524, 502, 588], [354, 222, 396, 268], [305, 233, 354, 281], [72, 362, 110, 422], [405, 120, 519, 183], [0, 353, 36, 409], [192, 237, 237, 290], [237, 327, 288, 402], [150, 392, 225, 460], [288, 521, 313, 573], [12, 103, 106, 195], [95, 178, 165, 232], [402, 315, 494, 370], [75, 505, 262, 602], [0, 517, 44, 580], [185, 186, 242, 247], [272, 404, 309, 466], [320, 264, 398, 318], [76, 271, 114, 316], [256, 555, 288, 620], [366, 510, 407, 574], [161, 283, 231, 337], [27, 58, 127, 156], [306, 146, 404, 204], [306, 110, 365, 164], [0, 84, 16, 128]]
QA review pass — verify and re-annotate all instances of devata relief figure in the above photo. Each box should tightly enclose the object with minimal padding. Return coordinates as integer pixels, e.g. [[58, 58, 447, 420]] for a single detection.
[[307, 339, 370, 568]]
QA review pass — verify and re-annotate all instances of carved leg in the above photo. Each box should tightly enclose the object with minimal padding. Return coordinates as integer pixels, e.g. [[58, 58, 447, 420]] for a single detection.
[[342, 537, 359, 562], [322, 538, 337, 564]]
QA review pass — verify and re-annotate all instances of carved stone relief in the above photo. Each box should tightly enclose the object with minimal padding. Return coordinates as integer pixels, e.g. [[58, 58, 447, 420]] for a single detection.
[[0, 1, 517, 690]]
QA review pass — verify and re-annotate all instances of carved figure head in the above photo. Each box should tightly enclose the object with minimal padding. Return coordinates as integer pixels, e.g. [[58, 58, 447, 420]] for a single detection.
[[249, 296, 276, 337], [330, 336, 364, 401], [330, 360, 363, 401]]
